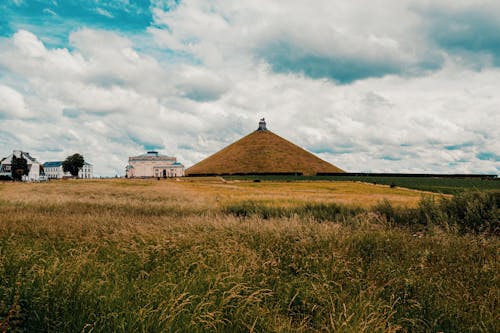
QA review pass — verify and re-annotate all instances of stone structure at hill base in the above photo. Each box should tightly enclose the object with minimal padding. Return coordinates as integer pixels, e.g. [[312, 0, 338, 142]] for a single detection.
[[186, 119, 345, 176]]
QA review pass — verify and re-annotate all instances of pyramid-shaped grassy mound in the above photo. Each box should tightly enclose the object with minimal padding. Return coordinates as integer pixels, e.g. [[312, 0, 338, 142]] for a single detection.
[[186, 119, 345, 176]]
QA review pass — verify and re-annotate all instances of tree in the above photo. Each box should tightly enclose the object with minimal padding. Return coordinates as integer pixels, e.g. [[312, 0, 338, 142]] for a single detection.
[[62, 153, 85, 178], [11, 155, 28, 181]]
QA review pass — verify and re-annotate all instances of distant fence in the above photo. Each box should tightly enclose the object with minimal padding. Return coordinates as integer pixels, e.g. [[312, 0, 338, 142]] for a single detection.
[[316, 173, 498, 179], [187, 172, 304, 177]]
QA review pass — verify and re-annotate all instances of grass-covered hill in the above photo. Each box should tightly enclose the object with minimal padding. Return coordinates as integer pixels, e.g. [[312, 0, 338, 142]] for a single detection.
[[186, 129, 344, 176]]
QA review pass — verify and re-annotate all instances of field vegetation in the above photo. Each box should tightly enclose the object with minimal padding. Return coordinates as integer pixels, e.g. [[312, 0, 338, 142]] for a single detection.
[[225, 175, 500, 194], [0, 179, 498, 332]]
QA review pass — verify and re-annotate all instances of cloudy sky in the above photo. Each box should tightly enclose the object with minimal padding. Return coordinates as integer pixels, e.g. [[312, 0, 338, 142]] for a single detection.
[[0, 0, 499, 176]]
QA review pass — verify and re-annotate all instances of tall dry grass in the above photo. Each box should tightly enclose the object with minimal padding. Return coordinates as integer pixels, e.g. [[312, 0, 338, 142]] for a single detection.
[[0, 179, 498, 332]]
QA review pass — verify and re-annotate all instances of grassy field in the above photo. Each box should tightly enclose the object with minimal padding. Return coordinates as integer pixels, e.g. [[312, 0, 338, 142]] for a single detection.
[[225, 175, 500, 194], [179, 177, 435, 207], [0, 179, 498, 332]]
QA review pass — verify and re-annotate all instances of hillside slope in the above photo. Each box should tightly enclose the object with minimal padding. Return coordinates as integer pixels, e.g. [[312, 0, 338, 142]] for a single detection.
[[186, 129, 344, 176]]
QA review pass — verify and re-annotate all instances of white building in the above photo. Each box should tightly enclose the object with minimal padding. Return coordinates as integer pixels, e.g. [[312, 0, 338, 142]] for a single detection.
[[0, 150, 46, 181], [126, 151, 185, 178], [43, 161, 93, 179]]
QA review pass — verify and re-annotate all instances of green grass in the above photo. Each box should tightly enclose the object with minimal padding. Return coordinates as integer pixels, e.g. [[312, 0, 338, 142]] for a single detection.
[[225, 175, 500, 194], [224, 191, 499, 235], [223, 201, 363, 221], [0, 181, 499, 332]]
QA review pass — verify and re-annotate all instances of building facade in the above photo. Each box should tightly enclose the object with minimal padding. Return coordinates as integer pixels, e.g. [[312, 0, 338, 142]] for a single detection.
[[43, 161, 93, 179], [0, 150, 46, 181], [126, 151, 185, 178]]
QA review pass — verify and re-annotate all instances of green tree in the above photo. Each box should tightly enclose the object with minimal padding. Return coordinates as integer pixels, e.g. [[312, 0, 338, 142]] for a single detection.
[[11, 155, 28, 181], [62, 153, 85, 178]]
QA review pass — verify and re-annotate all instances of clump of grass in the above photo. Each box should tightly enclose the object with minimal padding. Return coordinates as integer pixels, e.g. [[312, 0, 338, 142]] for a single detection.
[[223, 201, 363, 222], [440, 190, 499, 234], [374, 191, 499, 235], [0, 281, 26, 333], [228, 191, 498, 236]]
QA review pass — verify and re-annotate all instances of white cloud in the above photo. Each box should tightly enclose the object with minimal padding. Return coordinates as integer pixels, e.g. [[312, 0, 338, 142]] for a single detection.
[[1, 30, 87, 82], [150, 0, 500, 82], [13, 30, 47, 57], [0, 85, 31, 118], [96, 8, 114, 18], [150, 0, 425, 75], [0, 2, 499, 176], [174, 65, 230, 101]]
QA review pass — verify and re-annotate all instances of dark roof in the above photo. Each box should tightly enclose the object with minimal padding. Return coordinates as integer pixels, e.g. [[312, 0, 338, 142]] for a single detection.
[[43, 161, 63, 167], [43, 161, 91, 167], [22, 153, 37, 163]]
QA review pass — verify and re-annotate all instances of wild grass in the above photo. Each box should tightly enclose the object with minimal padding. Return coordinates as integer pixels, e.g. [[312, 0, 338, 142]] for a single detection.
[[223, 201, 363, 222], [226, 175, 500, 194], [0, 179, 498, 332], [373, 191, 499, 234], [180, 179, 428, 208]]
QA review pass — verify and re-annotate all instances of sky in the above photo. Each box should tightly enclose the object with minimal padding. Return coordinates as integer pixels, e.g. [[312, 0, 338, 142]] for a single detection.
[[0, 0, 499, 176]]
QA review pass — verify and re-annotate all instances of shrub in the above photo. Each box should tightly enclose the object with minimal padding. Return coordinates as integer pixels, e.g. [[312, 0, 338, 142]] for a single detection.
[[439, 191, 499, 235], [374, 191, 499, 235]]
